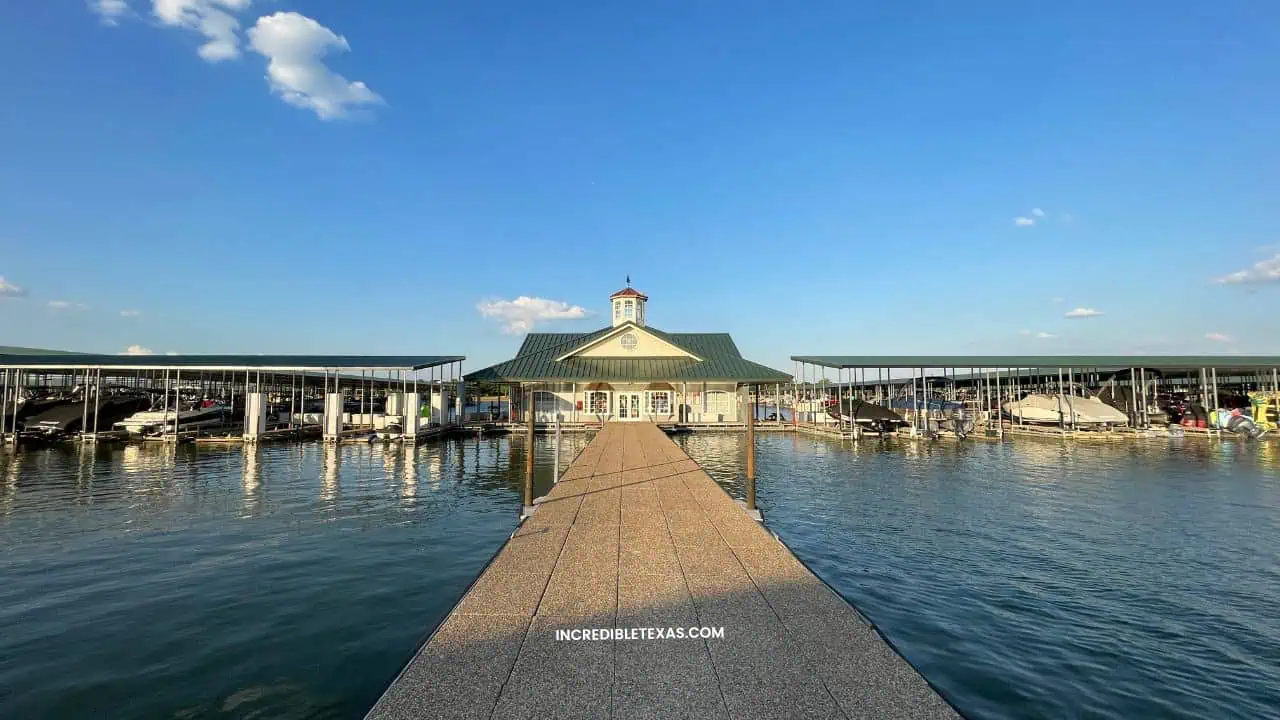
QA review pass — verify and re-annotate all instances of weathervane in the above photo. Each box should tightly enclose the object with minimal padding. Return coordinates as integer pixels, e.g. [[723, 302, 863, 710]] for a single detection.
[[625, 274, 631, 287]]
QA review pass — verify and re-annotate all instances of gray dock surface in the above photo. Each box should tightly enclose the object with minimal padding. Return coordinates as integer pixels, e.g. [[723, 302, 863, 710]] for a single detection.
[[368, 422, 960, 719]]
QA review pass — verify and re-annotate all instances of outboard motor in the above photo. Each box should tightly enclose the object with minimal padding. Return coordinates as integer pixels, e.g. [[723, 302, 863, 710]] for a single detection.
[[1224, 411, 1266, 440]]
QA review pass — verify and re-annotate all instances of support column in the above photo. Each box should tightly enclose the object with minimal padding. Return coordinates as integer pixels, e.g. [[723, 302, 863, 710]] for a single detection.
[[404, 392, 422, 439], [90, 368, 101, 439], [244, 392, 267, 441], [323, 391, 343, 442]]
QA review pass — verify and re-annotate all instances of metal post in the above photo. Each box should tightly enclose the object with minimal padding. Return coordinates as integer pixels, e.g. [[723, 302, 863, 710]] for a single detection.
[[174, 368, 181, 438], [1067, 367, 1076, 431], [1140, 368, 1148, 428], [746, 384, 757, 512], [1211, 367, 1220, 413], [995, 367, 1003, 437], [1200, 367, 1209, 427], [1057, 367, 1065, 431], [1, 368, 8, 441], [81, 368, 90, 436], [91, 368, 101, 437], [163, 368, 170, 434]]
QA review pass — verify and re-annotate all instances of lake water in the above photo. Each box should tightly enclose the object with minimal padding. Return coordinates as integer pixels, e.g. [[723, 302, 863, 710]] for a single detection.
[[677, 432, 1280, 720], [2, 432, 1278, 719]]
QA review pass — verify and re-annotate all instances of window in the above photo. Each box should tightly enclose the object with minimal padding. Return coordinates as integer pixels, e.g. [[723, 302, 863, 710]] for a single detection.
[[647, 391, 671, 415], [624, 300, 634, 319], [587, 391, 609, 414], [613, 302, 621, 321], [705, 391, 730, 415]]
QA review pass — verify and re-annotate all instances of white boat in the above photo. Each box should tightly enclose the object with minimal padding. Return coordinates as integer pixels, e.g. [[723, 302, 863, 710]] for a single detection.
[[375, 422, 404, 442], [1003, 387, 1129, 427], [115, 403, 230, 436]]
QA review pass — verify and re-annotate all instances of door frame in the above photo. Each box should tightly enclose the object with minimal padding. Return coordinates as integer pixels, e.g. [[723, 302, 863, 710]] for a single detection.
[[616, 392, 643, 421]]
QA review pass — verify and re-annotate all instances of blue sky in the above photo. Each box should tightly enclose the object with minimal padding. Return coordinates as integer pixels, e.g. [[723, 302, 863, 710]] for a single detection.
[[1, 1, 1278, 373]]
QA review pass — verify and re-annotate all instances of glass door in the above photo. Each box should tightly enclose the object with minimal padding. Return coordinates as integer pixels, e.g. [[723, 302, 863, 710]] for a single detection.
[[617, 393, 642, 420]]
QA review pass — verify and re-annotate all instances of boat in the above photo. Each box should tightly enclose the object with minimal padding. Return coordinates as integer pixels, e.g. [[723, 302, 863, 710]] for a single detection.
[[376, 420, 404, 441], [1003, 386, 1129, 427], [13, 394, 77, 430], [22, 393, 151, 440], [825, 399, 910, 433], [114, 401, 230, 436], [1249, 392, 1280, 433], [1212, 408, 1268, 439], [478, 423, 510, 437], [661, 425, 693, 435], [1095, 370, 1171, 425], [886, 397, 965, 412], [926, 411, 977, 439]]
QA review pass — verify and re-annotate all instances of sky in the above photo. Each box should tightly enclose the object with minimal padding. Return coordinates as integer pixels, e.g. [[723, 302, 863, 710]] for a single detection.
[[1, 1, 1279, 374]]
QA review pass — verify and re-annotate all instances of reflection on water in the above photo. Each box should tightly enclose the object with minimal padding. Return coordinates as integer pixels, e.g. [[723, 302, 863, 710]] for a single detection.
[[678, 432, 1280, 720], [0, 432, 588, 720]]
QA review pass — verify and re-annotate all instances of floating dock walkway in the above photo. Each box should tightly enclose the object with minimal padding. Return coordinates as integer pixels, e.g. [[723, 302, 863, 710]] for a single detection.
[[368, 422, 959, 719]]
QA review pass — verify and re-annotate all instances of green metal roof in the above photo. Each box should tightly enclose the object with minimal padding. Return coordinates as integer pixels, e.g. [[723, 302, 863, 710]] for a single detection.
[[467, 325, 789, 383], [0, 353, 464, 371], [791, 355, 1280, 370], [0, 346, 81, 355]]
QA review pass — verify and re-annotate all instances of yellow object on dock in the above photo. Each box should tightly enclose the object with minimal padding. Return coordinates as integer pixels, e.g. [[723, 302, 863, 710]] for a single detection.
[[367, 422, 959, 719]]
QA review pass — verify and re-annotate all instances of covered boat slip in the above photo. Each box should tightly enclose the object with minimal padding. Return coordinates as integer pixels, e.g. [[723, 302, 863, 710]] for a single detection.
[[368, 422, 959, 720], [790, 355, 1280, 438], [0, 353, 465, 445]]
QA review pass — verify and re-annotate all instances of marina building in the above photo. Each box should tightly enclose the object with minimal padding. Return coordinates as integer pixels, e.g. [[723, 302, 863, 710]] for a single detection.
[[465, 285, 791, 424]]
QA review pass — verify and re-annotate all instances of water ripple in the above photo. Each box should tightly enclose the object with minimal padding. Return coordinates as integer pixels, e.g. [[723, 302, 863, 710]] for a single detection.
[[679, 433, 1280, 720], [0, 433, 588, 720]]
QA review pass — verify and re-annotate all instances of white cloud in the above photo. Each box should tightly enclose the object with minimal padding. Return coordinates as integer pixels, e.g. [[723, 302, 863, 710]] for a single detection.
[[48, 300, 88, 311], [152, 0, 251, 62], [90, 0, 130, 25], [120, 309, 142, 317], [1018, 329, 1031, 336], [1051, 296, 1064, 304], [1036, 332, 1056, 339], [1215, 253, 1280, 285], [123, 345, 154, 355], [247, 12, 383, 120], [1031, 208, 1045, 217], [0, 277, 26, 298], [1205, 332, 1232, 343], [477, 296, 589, 333], [1064, 307, 1103, 319], [1014, 217, 1035, 227], [165, 351, 180, 355]]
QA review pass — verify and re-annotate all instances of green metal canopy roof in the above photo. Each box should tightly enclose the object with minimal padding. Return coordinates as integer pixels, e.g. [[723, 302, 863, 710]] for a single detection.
[[791, 355, 1280, 370], [0, 353, 464, 371], [468, 325, 790, 383]]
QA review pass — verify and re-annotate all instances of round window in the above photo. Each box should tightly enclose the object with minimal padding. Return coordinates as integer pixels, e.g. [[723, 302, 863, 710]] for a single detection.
[[620, 333, 638, 351]]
